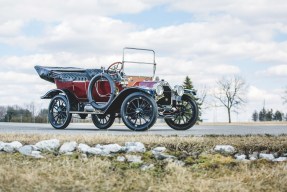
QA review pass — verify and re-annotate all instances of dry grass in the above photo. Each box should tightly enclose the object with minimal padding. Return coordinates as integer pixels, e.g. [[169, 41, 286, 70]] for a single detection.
[[0, 134, 287, 192]]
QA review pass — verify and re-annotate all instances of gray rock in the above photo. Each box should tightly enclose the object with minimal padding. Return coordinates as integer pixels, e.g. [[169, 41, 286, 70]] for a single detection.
[[18, 145, 42, 158], [125, 155, 143, 163], [152, 147, 166, 154], [141, 164, 154, 171], [235, 154, 247, 161], [272, 157, 287, 162], [78, 143, 111, 156], [0, 141, 4, 151], [3, 141, 23, 153], [154, 153, 176, 160], [249, 152, 259, 160], [88, 147, 105, 155], [18, 145, 36, 156], [64, 152, 74, 156], [125, 142, 146, 153], [152, 146, 175, 161], [78, 143, 91, 153], [31, 151, 44, 158], [95, 144, 123, 153], [259, 153, 275, 161], [80, 153, 88, 161], [116, 156, 126, 162], [214, 145, 236, 154], [35, 139, 60, 152], [59, 141, 77, 154], [3, 144, 14, 153], [273, 152, 280, 158]]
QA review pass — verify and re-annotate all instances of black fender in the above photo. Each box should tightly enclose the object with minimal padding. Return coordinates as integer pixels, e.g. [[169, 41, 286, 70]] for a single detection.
[[105, 87, 154, 113], [184, 89, 197, 96], [41, 89, 78, 111]]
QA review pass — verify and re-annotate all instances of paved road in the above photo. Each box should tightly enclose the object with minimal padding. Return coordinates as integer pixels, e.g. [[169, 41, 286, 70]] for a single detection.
[[0, 122, 286, 136]]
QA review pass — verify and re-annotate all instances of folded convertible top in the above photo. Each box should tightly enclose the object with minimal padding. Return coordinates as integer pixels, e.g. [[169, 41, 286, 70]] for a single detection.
[[34, 65, 103, 83]]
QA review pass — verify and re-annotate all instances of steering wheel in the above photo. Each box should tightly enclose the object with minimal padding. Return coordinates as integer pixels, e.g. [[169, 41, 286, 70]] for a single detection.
[[107, 62, 123, 76]]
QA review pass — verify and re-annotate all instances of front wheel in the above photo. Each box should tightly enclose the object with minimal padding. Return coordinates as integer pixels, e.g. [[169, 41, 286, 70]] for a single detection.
[[165, 95, 198, 130], [121, 92, 158, 131], [91, 113, 115, 129], [48, 95, 72, 129]]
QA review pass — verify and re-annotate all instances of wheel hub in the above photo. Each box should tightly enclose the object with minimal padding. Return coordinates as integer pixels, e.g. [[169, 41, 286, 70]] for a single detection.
[[135, 108, 143, 114]]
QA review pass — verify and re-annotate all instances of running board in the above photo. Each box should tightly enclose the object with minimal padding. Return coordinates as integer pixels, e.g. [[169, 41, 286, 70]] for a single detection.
[[69, 111, 104, 115]]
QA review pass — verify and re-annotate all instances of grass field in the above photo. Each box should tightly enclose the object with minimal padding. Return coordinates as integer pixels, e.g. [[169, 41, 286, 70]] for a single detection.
[[0, 134, 286, 192]]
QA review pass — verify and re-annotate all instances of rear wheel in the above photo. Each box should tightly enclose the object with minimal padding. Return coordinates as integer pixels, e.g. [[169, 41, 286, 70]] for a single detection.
[[121, 92, 158, 131], [91, 113, 115, 129], [165, 95, 198, 130], [48, 95, 72, 129]]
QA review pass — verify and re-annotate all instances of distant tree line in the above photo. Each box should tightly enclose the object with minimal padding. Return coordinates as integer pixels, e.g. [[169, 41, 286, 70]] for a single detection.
[[0, 105, 48, 123], [252, 108, 286, 122]]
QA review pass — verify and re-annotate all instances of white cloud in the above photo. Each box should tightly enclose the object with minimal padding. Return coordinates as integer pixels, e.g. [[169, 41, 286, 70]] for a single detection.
[[169, 0, 287, 24], [39, 16, 136, 54], [1, 3, 287, 64], [258, 65, 287, 76], [0, 0, 163, 23], [0, 20, 23, 36], [247, 86, 278, 101]]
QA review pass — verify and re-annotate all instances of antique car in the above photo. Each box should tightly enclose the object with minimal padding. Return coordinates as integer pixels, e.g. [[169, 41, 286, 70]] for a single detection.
[[35, 48, 198, 131]]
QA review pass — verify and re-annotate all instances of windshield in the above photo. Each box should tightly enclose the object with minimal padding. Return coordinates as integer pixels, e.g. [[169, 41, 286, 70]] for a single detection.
[[122, 48, 156, 78]]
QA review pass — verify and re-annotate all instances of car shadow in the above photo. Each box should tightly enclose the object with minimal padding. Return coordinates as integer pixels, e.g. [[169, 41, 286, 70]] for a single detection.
[[59, 128, 174, 132]]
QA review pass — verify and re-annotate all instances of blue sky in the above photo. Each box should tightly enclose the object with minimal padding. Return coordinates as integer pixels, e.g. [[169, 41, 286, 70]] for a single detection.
[[22, 20, 46, 37], [0, 0, 287, 122], [114, 5, 194, 29]]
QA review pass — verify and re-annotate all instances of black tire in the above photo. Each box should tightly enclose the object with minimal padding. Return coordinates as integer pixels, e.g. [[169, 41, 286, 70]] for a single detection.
[[48, 95, 72, 129], [91, 113, 115, 129], [87, 73, 115, 110], [121, 92, 158, 131], [165, 95, 198, 130]]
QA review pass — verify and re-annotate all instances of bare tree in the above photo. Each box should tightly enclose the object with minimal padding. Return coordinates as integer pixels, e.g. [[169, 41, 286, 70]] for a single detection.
[[214, 76, 247, 123], [198, 86, 207, 106], [26, 102, 36, 123], [0, 106, 7, 120]]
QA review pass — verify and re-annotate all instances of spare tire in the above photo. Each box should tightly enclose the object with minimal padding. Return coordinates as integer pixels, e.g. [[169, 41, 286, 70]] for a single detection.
[[87, 73, 116, 110]]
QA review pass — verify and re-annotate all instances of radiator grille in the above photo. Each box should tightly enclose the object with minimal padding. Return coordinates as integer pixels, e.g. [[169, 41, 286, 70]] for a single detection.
[[157, 86, 172, 105]]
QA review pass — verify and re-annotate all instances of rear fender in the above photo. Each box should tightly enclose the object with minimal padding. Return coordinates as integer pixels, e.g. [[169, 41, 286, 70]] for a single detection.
[[105, 87, 154, 113], [41, 89, 79, 111]]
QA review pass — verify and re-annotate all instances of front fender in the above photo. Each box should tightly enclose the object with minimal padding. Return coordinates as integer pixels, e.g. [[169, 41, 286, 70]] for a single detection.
[[184, 89, 197, 96], [105, 87, 154, 113]]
